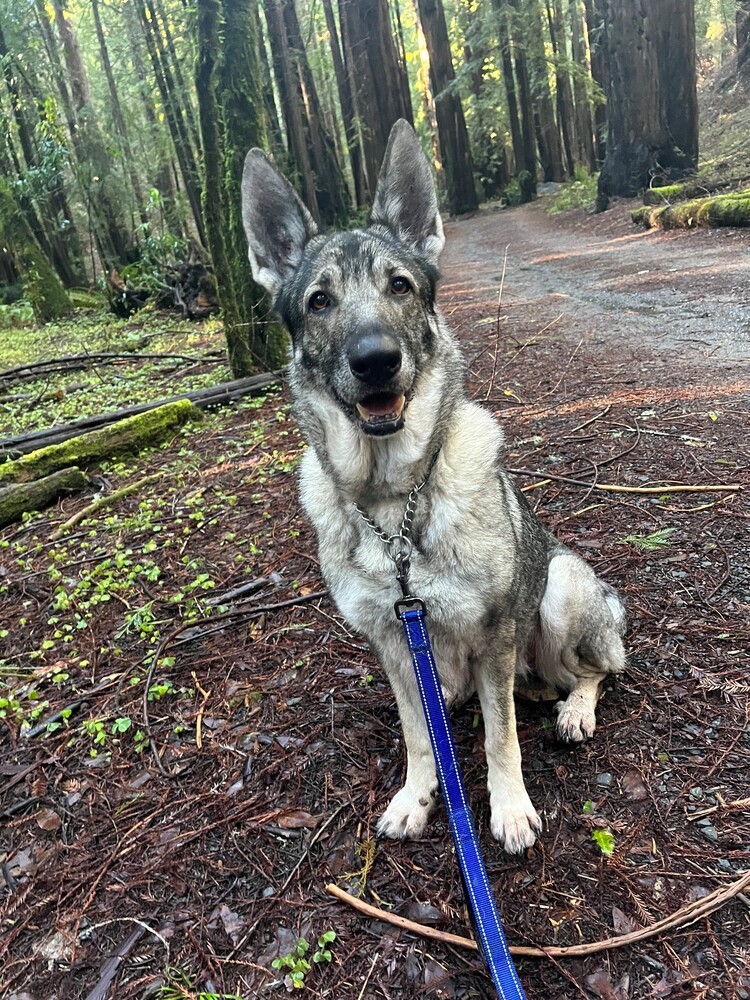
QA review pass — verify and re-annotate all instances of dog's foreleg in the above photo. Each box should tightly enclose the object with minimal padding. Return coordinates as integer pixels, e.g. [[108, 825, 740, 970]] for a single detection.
[[376, 659, 439, 840], [474, 648, 541, 854]]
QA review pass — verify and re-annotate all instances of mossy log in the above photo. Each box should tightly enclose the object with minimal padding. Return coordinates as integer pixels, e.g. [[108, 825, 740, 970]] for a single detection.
[[642, 181, 709, 206], [0, 467, 89, 527], [0, 399, 201, 485], [632, 191, 750, 230]]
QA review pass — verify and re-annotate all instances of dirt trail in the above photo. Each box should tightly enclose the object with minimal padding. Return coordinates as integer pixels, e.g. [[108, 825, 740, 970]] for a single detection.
[[442, 200, 750, 365]]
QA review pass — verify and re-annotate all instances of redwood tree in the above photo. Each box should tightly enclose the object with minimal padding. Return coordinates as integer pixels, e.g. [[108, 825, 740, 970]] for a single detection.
[[416, 0, 478, 215], [596, 0, 698, 210], [737, 1, 750, 82], [196, 0, 285, 375]]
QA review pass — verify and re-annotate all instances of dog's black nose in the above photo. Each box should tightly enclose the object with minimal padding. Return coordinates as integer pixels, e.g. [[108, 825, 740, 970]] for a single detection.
[[347, 332, 402, 385]]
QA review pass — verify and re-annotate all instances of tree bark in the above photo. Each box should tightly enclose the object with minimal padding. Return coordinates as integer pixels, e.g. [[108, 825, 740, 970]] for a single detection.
[[50, 0, 133, 267], [91, 0, 148, 224], [737, 1, 750, 81], [508, 0, 539, 195], [196, 0, 287, 376], [547, 0, 576, 177], [583, 0, 608, 163], [416, 0, 477, 214], [597, 0, 698, 210], [525, 0, 565, 182], [0, 182, 71, 321], [280, 0, 351, 223], [337, 0, 413, 196], [569, 0, 596, 172], [134, 0, 206, 244], [322, 0, 367, 205]]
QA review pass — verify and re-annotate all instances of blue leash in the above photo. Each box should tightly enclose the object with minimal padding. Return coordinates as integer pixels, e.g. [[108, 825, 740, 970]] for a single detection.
[[395, 596, 527, 1000]]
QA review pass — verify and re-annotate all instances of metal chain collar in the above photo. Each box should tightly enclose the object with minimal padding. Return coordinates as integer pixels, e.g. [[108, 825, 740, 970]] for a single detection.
[[353, 458, 436, 596]]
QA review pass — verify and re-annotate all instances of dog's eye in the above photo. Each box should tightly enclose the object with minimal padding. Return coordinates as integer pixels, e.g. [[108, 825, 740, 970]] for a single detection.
[[390, 276, 412, 296], [309, 291, 330, 312]]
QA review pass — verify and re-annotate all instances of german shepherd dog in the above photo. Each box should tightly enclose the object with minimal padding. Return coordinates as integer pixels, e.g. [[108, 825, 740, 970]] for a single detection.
[[241, 121, 626, 853]]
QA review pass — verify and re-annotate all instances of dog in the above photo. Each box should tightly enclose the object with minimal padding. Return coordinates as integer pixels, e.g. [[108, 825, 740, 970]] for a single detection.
[[241, 120, 626, 853]]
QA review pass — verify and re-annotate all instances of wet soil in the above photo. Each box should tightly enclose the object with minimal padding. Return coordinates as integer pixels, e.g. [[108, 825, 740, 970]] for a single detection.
[[2, 200, 749, 1000]]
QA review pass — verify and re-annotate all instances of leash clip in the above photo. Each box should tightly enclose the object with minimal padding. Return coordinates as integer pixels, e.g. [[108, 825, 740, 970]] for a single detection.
[[394, 596, 426, 620]]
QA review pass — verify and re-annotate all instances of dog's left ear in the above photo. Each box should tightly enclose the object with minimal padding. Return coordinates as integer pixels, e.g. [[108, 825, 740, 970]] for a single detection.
[[371, 120, 444, 266], [242, 149, 318, 300]]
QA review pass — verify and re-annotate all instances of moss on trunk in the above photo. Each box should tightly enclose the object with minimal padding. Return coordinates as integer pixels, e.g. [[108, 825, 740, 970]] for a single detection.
[[0, 183, 71, 322], [0, 467, 88, 527], [0, 399, 201, 485], [632, 191, 750, 230]]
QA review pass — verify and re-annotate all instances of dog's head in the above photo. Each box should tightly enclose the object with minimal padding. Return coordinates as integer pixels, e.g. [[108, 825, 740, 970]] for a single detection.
[[242, 121, 452, 439]]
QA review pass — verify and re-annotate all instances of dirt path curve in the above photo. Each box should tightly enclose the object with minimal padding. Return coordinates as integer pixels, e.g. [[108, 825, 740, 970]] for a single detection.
[[441, 200, 750, 366]]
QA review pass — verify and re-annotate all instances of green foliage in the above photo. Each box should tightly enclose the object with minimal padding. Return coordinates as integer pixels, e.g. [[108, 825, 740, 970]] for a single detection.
[[592, 828, 616, 856], [271, 931, 337, 989], [545, 169, 600, 214], [618, 528, 677, 551], [582, 800, 595, 815], [156, 966, 246, 1000], [0, 300, 35, 329], [122, 191, 189, 294]]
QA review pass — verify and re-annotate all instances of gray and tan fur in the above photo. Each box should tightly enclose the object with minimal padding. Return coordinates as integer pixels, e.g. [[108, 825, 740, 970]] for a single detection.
[[241, 121, 626, 853]]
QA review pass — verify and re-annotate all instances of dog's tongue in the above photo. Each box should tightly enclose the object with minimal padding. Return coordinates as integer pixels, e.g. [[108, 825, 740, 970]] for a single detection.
[[359, 394, 403, 417]]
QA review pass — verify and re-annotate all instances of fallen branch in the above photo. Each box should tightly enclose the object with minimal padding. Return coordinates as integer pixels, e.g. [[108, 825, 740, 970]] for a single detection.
[[0, 371, 282, 458], [0, 350, 222, 384], [0, 400, 201, 485], [326, 869, 750, 959], [509, 468, 741, 496], [0, 466, 89, 527], [22, 675, 124, 739], [50, 472, 164, 541]]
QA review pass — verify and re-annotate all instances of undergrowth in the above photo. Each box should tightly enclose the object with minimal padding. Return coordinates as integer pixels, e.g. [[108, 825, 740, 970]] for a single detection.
[[544, 167, 599, 214]]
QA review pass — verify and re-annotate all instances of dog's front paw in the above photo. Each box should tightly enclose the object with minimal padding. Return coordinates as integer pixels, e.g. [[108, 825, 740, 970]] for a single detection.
[[554, 697, 596, 743], [489, 793, 541, 854], [377, 785, 436, 840]]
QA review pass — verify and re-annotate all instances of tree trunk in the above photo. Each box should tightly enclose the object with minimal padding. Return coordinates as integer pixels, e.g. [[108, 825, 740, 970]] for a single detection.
[[508, 0, 538, 195], [525, 0, 565, 182], [124, 1, 184, 235], [337, 0, 413, 196], [50, 0, 133, 267], [416, 0, 477, 214], [134, 0, 206, 244], [92, 0, 148, 224], [390, 0, 415, 124], [547, 0, 576, 177], [737, 1, 750, 81], [583, 0, 608, 163], [196, 0, 287, 376], [262, 0, 319, 218], [0, 182, 70, 321], [569, 0, 596, 172], [0, 468, 89, 529], [322, 0, 368, 205], [596, 0, 698, 210], [280, 0, 351, 223]]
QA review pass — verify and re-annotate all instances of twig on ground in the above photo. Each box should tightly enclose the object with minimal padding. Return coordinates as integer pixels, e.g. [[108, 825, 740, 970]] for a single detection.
[[190, 672, 211, 750], [21, 675, 124, 739], [50, 473, 164, 541], [326, 869, 750, 959], [484, 244, 510, 400], [508, 469, 741, 495], [687, 797, 750, 821]]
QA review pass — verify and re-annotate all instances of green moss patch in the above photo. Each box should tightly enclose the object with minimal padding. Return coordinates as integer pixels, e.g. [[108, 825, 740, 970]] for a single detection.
[[632, 190, 750, 230]]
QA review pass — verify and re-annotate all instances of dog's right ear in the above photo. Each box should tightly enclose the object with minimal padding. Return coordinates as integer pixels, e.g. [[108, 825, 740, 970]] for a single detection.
[[371, 119, 444, 265], [241, 149, 318, 300]]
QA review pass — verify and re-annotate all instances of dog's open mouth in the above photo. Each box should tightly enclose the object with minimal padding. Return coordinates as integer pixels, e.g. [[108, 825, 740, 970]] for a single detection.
[[355, 393, 406, 435]]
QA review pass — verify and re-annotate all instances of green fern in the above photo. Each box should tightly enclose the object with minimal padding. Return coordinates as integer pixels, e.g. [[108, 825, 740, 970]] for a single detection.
[[618, 527, 677, 551]]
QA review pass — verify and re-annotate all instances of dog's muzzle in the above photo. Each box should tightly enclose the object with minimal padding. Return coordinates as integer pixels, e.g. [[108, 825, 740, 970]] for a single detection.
[[346, 330, 407, 435]]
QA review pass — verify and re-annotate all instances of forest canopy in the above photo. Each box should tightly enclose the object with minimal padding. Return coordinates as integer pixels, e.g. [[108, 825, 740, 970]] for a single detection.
[[0, 0, 745, 371]]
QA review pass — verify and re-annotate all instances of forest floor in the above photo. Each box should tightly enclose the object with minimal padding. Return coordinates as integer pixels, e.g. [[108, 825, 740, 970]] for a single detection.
[[1, 196, 749, 1000]]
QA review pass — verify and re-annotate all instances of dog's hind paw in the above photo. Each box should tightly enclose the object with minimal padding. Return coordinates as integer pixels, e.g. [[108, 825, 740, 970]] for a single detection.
[[376, 785, 436, 840], [490, 797, 541, 854], [554, 697, 597, 743]]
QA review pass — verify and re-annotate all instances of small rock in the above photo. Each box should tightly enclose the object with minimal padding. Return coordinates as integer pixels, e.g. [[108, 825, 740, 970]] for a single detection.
[[700, 825, 719, 843], [596, 773, 613, 787], [689, 787, 703, 800], [697, 817, 712, 827], [717, 858, 733, 872]]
